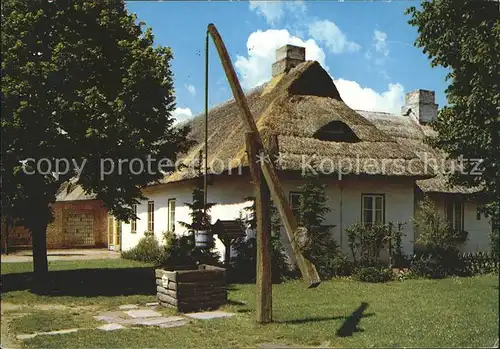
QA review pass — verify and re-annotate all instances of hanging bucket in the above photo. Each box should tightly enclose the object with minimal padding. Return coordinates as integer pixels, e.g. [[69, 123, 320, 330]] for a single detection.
[[195, 230, 213, 249]]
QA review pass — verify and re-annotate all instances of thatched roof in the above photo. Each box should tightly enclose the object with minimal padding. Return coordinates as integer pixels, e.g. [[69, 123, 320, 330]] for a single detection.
[[55, 60, 472, 202], [163, 61, 433, 183], [358, 110, 478, 194]]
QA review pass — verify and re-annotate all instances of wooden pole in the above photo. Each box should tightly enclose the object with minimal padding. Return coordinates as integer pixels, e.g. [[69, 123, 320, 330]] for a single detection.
[[246, 132, 272, 323], [207, 23, 320, 288], [203, 31, 209, 219]]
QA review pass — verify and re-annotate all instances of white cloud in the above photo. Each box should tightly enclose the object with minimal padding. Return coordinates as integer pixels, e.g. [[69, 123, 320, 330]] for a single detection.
[[373, 30, 389, 57], [285, 1, 307, 15], [308, 20, 361, 54], [249, 1, 283, 25], [334, 79, 404, 114], [249, 0, 307, 25], [234, 29, 404, 114], [185, 84, 196, 97], [234, 29, 327, 89], [365, 30, 389, 67], [171, 107, 193, 124]]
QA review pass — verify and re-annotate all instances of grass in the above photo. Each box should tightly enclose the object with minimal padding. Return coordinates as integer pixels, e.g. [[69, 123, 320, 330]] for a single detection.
[[1, 259, 157, 308], [9, 310, 95, 334], [1, 258, 153, 275], [1, 258, 498, 348]]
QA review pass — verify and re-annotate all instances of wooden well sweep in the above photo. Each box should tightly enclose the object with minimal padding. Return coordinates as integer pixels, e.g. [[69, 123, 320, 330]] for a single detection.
[[155, 264, 227, 313]]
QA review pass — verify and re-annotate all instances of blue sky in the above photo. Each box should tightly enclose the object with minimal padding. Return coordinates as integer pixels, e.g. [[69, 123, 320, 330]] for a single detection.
[[125, 1, 449, 123]]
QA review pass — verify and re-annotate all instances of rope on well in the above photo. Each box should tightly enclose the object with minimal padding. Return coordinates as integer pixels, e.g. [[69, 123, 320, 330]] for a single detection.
[[204, 30, 209, 216]]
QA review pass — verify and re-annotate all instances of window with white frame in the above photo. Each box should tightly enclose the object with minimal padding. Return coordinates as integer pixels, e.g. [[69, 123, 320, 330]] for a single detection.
[[446, 198, 464, 231], [131, 204, 137, 233], [147, 201, 154, 233], [168, 199, 176, 232], [362, 194, 385, 225]]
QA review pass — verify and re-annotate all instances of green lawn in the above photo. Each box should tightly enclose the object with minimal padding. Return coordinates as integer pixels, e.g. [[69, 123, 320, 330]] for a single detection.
[[1, 258, 498, 348]]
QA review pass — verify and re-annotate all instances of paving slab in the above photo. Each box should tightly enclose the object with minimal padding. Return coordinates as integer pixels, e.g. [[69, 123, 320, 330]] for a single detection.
[[184, 311, 235, 320], [16, 328, 80, 339], [97, 311, 127, 318], [44, 329, 80, 336], [125, 309, 162, 318], [97, 323, 125, 331], [119, 304, 139, 310], [94, 315, 123, 323], [125, 316, 186, 326], [159, 320, 189, 328]]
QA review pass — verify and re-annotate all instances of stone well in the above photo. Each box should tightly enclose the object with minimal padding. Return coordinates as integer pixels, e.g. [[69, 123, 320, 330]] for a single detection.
[[155, 264, 227, 313]]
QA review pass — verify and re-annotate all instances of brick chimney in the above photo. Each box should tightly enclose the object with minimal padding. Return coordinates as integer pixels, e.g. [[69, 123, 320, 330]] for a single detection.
[[401, 89, 438, 124], [271, 45, 306, 77]]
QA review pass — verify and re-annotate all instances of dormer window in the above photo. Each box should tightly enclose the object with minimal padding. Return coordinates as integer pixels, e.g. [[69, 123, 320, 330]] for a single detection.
[[313, 121, 359, 142]]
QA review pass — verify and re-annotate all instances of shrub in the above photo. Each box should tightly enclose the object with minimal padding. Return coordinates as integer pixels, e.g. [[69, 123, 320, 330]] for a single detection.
[[317, 252, 355, 278], [230, 236, 257, 283], [230, 199, 291, 283], [354, 267, 393, 283], [460, 252, 499, 275], [345, 222, 407, 268], [409, 250, 499, 279], [394, 268, 418, 281], [296, 176, 343, 279], [121, 231, 162, 263], [409, 254, 448, 279], [176, 154, 222, 266], [413, 197, 468, 252], [409, 247, 468, 278], [159, 231, 221, 267], [491, 228, 499, 261]]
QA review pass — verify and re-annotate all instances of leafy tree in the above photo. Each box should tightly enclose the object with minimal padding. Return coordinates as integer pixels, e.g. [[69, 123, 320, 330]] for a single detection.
[[296, 176, 339, 278], [179, 151, 220, 265], [406, 0, 500, 243], [1, 0, 190, 281], [413, 197, 467, 253], [231, 197, 289, 283]]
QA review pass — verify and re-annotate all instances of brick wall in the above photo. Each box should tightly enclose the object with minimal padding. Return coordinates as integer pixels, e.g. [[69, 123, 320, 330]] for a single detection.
[[1, 199, 108, 250]]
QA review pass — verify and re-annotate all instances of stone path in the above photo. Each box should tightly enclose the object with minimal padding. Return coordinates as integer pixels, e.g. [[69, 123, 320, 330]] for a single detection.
[[15, 303, 236, 340], [184, 311, 235, 320]]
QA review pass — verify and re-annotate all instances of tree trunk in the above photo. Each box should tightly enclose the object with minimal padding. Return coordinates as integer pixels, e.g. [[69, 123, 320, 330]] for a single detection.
[[4, 219, 10, 255], [31, 223, 49, 288]]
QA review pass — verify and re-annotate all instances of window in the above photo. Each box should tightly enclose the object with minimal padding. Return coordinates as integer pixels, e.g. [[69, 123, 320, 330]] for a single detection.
[[289, 191, 302, 222], [130, 205, 137, 233], [446, 199, 464, 231], [362, 194, 385, 225], [147, 201, 154, 232], [313, 121, 359, 142], [116, 219, 121, 245], [168, 199, 176, 232]]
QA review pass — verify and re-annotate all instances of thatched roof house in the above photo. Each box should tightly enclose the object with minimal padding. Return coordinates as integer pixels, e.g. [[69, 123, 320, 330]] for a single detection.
[[358, 109, 478, 194], [115, 44, 492, 257], [164, 57, 437, 184]]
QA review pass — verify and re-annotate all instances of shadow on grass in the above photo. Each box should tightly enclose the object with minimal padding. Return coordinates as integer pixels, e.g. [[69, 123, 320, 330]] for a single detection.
[[1, 267, 156, 297], [336, 302, 370, 337], [277, 302, 373, 338]]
